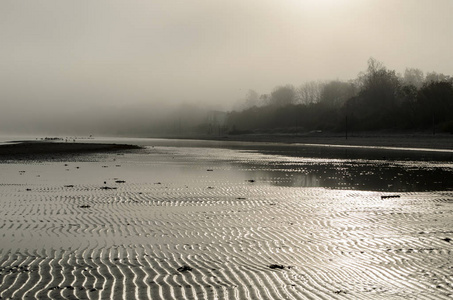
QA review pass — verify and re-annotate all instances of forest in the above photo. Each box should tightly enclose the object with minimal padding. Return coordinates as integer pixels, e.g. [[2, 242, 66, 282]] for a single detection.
[[225, 58, 453, 135]]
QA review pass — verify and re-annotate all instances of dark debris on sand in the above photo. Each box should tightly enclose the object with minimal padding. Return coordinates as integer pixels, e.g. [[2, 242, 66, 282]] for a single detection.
[[269, 264, 285, 269], [381, 195, 400, 199], [177, 265, 193, 272], [0, 265, 31, 275], [48, 285, 97, 292]]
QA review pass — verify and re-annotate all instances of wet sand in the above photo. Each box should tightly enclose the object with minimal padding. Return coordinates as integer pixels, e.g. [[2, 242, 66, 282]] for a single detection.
[[0, 140, 452, 299]]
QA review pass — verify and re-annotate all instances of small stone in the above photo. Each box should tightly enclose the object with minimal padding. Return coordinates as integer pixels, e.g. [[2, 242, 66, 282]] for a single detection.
[[269, 264, 285, 269], [177, 265, 193, 272]]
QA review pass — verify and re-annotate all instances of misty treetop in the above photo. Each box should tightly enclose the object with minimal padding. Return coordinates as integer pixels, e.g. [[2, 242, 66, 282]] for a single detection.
[[227, 58, 453, 134]]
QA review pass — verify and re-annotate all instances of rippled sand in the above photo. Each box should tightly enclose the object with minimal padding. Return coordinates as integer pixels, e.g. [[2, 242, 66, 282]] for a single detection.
[[1, 143, 452, 299]]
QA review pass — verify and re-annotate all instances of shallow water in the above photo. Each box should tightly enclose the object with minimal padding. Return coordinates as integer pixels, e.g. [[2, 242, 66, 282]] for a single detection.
[[0, 139, 452, 299], [73, 136, 453, 191]]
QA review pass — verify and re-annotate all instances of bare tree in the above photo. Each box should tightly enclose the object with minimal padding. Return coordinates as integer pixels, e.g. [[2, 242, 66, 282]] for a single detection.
[[297, 81, 325, 104], [425, 72, 452, 84], [402, 68, 424, 88]]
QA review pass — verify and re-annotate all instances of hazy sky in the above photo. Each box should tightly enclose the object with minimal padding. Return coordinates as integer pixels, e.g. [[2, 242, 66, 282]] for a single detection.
[[1, 0, 452, 133]]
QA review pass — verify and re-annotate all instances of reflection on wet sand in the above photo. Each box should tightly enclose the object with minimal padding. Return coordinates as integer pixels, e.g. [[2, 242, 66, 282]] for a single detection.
[[0, 139, 452, 299], [159, 142, 453, 192]]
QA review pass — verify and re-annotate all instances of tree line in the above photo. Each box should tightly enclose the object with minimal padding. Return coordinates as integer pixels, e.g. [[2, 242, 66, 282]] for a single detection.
[[226, 58, 453, 135]]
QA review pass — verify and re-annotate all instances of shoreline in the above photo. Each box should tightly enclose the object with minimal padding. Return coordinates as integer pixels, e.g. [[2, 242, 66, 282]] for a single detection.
[[154, 132, 453, 151], [1, 133, 453, 160]]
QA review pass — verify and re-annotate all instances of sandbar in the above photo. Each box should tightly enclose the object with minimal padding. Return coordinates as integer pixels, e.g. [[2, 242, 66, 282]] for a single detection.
[[0, 141, 142, 160]]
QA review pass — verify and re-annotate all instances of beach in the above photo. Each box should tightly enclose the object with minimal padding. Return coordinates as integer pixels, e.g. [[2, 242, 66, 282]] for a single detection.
[[0, 139, 453, 299]]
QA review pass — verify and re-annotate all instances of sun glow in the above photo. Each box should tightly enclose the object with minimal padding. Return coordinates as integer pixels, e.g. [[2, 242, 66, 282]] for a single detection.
[[310, 0, 338, 5], [296, 0, 351, 9]]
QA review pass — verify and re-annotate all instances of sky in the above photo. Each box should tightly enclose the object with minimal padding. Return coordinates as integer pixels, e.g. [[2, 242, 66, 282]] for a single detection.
[[1, 0, 452, 134]]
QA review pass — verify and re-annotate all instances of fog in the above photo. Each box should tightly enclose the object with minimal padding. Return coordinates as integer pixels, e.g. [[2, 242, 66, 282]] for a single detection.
[[1, 0, 452, 135]]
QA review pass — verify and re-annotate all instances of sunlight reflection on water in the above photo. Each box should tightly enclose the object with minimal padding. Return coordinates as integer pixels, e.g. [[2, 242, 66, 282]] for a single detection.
[[151, 144, 453, 192], [1, 136, 452, 192]]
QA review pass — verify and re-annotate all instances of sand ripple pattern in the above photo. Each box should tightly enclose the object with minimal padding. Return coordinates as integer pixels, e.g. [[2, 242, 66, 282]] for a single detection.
[[1, 149, 453, 299]]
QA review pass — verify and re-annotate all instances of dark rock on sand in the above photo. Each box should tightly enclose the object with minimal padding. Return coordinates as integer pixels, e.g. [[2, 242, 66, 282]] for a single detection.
[[177, 265, 193, 272], [381, 195, 400, 199], [269, 264, 285, 269]]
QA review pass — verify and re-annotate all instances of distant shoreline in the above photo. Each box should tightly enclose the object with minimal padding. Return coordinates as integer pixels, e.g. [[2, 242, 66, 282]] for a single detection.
[[0, 141, 142, 160], [1, 133, 452, 160], [154, 132, 453, 151]]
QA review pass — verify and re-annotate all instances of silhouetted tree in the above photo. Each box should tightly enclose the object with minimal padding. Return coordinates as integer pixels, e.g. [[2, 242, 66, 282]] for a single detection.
[[319, 80, 357, 108], [416, 81, 453, 132], [297, 81, 324, 104], [345, 58, 401, 130], [425, 72, 452, 84], [399, 84, 419, 128], [259, 93, 270, 105], [401, 68, 424, 88], [244, 89, 259, 108], [269, 85, 297, 107], [225, 58, 453, 135]]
